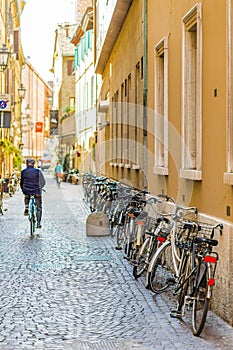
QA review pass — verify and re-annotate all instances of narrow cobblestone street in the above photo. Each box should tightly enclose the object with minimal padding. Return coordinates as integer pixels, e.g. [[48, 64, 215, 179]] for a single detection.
[[1, 174, 233, 350]]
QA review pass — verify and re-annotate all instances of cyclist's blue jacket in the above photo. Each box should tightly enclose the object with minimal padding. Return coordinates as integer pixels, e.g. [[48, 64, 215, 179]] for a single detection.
[[20, 166, 46, 195]]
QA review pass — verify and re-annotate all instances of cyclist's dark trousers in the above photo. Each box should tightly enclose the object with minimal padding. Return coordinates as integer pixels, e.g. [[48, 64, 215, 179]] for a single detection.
[[25, 194, 42, 223]]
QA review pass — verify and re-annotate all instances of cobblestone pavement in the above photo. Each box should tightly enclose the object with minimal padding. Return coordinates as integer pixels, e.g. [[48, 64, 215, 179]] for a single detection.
[[1, 174, 233, 350]]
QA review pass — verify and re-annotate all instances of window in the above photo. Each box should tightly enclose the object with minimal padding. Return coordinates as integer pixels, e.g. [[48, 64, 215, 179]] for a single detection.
[[111, 91, 118, 163], [91, 76, 94, 108], [126, 74, 131, 166], [224, 0, 233, 184], [153, 37, 168, 175], [14, 30, 19, 60], [180, 3, 202, 181], [135, 62, 140, 165], [67, 60, 74, 76]]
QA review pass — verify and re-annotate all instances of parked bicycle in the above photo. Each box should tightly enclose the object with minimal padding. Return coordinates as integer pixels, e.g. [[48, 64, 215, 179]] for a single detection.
[[170, 221, 223, 336], [132, 195, 175, 282], [146, 203, 198, 293]]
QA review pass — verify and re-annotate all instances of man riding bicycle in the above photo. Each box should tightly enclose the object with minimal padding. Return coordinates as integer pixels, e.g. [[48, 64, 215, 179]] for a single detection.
[[20, 158, 46, 228]]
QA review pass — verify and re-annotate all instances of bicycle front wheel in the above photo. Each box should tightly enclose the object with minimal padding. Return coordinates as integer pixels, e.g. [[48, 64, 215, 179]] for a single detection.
[[116, 225, 125, 249], [147, 240, 174, 293], [133, 237, 151, 279], [30, 216, 36, 236], [192, 264, 211, 336]]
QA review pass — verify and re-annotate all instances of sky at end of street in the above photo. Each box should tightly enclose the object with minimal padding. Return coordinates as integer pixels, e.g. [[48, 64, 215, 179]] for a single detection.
[[21, 0, 75, 83]]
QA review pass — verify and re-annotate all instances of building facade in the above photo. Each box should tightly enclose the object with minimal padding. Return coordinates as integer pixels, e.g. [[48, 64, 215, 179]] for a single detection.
[[21, 60, 52, 163], [0, 0, 26, 175], [147, 0, 233, 325], [94, 0, 233, 325], [51, 22, 76, 170], [72, 4, 101, 174], [95, 0, 145, 188]]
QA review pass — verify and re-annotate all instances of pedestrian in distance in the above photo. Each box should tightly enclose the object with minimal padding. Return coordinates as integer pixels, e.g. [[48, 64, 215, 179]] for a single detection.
[[55, 161, 63, 185], [20, 158, 46, 229]]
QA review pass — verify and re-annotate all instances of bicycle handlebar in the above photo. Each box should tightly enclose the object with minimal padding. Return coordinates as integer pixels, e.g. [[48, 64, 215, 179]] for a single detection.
[[175, 204, 198, 217], [157, 194, 176, 204], [198, 222, 223, 236]]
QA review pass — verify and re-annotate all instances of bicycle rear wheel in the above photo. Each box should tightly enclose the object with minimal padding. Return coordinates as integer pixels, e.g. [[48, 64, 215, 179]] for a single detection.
[[192, 264, 211, 336], [147, 240, 174, 293]]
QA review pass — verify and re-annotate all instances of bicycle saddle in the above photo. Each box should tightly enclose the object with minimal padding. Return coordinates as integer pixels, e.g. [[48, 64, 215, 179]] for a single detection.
[[194, 236, 218, 246]]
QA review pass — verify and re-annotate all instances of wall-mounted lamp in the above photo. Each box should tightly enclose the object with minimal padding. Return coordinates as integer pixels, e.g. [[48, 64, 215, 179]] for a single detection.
[[0, 44, 10, 72], [18, 84, 26, 100], [25, 103, 31, 115]]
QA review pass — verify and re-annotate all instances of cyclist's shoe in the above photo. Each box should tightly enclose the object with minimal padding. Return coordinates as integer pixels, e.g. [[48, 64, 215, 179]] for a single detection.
[[24, 208, 29, 216], [36, 223, 42, 229]]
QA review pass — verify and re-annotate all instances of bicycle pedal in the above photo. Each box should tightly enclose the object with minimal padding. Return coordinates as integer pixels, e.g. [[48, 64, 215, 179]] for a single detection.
[[170, 310, 183, 318], [115, 246, 122, 250]]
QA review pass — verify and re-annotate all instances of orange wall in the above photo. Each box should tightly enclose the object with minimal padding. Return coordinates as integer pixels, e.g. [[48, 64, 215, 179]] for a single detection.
[[147, 0, 228, 220]]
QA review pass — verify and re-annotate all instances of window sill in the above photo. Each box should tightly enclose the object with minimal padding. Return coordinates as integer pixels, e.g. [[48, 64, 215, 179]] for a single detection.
[[153, 166, 168, 176], [132, 164, 141, 170], [124, 164, 131, 169], [224, 172, 233, 185], [180, 169, 202, 181]]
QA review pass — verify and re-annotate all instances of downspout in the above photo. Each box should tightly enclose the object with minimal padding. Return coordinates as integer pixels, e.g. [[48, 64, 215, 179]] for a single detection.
[[143, 0, 148, 189]]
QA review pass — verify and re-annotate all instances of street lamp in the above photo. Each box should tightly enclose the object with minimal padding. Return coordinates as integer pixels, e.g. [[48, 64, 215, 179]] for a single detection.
[[0, 44, 10, 72], [18, 84, 26, 101]]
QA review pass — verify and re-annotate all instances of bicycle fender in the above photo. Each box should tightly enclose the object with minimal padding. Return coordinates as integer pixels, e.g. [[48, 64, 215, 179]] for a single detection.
[[196, 262, 207, 289], [147, 239, 170, 273]]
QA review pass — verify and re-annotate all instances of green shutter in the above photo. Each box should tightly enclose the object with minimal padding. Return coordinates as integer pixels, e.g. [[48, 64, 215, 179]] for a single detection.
[[87, 30, 93, 49], [81, 37, 85, 60], [84, 33, 88, 55]]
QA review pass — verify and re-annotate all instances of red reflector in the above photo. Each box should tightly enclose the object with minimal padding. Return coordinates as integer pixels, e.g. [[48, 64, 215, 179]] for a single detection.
[[208, 278, 215, 286], [204, 256, 217, 263], [137, 221, 144, 225], [157, 236, 166, 242]]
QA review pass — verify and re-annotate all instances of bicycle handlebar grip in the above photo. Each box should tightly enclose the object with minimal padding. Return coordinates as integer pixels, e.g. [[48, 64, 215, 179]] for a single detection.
[[219, 223, 223, 235]]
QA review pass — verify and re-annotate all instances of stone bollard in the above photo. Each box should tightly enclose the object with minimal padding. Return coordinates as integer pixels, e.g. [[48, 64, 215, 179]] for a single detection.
[[86, 211, 110, 236]]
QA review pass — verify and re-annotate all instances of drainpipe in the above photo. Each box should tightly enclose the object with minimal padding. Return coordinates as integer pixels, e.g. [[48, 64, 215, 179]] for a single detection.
[[143, 0, 148, 189]]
